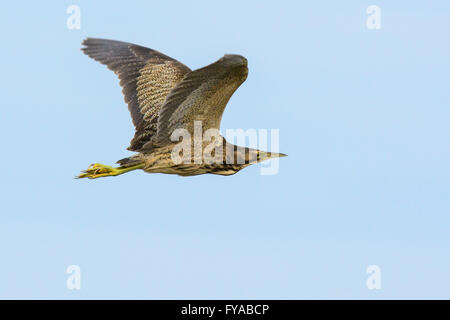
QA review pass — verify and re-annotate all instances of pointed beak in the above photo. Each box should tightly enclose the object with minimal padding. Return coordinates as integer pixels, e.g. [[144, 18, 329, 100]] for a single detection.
[[259, 151, 287, 161], [267, 152, 287, 158]]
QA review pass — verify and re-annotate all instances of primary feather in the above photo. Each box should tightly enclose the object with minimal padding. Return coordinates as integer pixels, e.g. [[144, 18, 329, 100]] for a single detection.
[[81, 38, 190, 151]]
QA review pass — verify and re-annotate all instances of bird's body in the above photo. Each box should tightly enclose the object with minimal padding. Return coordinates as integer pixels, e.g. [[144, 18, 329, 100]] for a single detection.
[[76, 38, 285, 179]]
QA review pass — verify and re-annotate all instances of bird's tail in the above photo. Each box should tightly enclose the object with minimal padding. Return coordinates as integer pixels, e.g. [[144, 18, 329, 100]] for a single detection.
[[116, 156, 143, 167]]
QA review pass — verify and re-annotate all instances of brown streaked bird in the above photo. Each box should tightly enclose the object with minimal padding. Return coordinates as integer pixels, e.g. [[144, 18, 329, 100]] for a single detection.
[[76, 38, 286, 179]]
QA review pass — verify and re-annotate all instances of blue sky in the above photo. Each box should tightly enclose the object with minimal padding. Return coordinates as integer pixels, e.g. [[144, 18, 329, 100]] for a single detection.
[[0, 1, 449, 299]]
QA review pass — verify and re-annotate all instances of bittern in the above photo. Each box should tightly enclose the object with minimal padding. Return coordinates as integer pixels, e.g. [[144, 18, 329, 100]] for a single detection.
[[77, 38, 286, 178]]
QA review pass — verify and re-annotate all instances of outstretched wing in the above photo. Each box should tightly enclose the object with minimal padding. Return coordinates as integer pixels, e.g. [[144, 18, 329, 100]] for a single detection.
[[149, 54, 248, 148], [81, 38, 191, 151]]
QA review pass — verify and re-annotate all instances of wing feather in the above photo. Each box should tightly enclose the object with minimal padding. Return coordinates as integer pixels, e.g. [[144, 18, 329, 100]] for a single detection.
[[81, 38, 191, 151], [150, 54, 248, 147]]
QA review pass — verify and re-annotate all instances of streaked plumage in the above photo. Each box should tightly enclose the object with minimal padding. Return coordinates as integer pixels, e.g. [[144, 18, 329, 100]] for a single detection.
[[77, 38, 286, 179]]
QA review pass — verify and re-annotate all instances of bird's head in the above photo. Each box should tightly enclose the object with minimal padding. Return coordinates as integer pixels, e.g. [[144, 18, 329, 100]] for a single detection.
[[220, 54, 248, 67]]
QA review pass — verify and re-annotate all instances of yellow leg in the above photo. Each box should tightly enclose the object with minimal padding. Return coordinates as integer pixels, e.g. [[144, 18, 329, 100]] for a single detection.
[[76, 163, 144, 179]]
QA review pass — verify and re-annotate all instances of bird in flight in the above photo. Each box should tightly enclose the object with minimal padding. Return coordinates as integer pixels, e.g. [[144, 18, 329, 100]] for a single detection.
[[76, 38, 286, 179]]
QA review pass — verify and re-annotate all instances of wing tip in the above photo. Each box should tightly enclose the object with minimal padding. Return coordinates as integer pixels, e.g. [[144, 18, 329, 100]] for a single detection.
[[81, 37, 124, 49], [81, 37, 97, 47]]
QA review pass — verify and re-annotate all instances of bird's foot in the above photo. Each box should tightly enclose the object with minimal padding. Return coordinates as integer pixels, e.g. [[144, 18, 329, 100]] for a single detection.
[[76, 163, 121, 179]]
